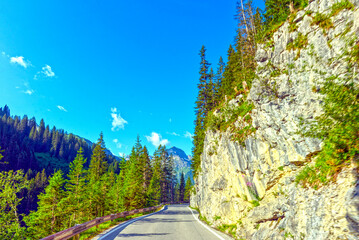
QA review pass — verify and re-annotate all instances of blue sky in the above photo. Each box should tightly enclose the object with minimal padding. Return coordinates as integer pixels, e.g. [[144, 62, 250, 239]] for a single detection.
[[0, 0, 264, 157]]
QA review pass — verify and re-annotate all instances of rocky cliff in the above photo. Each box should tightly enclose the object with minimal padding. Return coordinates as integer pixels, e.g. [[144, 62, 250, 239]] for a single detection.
[[191, 0, 359, 239]]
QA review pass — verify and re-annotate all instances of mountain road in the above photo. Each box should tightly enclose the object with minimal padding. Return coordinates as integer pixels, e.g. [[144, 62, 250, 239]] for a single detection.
[[94, 204, 232, 240]]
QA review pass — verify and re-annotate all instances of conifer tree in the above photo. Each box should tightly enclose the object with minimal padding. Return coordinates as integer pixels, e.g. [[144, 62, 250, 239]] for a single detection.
[[192, 46, 212, 177], [25, 170, 65, 239], [88, 133, 107, 181], [0, 170, 28, 239], [214, 57, 225, 106], [147, 146, 162, 206], [86, 133, 108, 218], [63, 148, 87, 227], [159, 145, 175, 202], [179, 172, 185, 202], [125, 136, 146, 209], [184, 177, 192, 202]]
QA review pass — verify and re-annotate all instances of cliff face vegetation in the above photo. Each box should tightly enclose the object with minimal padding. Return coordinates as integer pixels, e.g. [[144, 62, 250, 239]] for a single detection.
[[191, 0, 359, 239]]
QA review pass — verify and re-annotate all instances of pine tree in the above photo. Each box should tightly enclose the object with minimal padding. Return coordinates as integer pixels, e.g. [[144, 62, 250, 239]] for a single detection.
[[86, 133, 108, 218], [192, 46, 212, 177], [147, 146, 162, 206], [179, 172, 185, 202], [184, 177, 192, 202], [88, 133, 108, 181], [125, 136, 146, 209], [63, 148, 87, 227], [142, 146, 152, 206], [0, 170, 28, 239], [159, 145, 175, 202], [214, 56, 225, 106], [25, 170, 65, 239], [220, 45, 236, 98]]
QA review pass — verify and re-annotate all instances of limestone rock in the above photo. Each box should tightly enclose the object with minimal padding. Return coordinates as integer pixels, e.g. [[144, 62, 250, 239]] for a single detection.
[[190, 0, 359, 239]]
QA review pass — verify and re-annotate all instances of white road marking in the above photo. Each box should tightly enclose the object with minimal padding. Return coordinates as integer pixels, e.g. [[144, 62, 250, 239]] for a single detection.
[[188, 207, 226, 240], [98, 207, 166, 240]]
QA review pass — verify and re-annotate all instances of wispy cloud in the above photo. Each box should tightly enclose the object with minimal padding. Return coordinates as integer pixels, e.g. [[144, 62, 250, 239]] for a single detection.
[[146, 132, 169, 147], [113, 139, 122, 148], [111, 107, 128, 131], [184, 131, 193, 140], [10, 56, 30, 68], [167, 132, 180, 136], [42, 64, 55, 77], [57, 105, 67, 112], [169, 118, 172, 123], [23, 89, 34, 95]]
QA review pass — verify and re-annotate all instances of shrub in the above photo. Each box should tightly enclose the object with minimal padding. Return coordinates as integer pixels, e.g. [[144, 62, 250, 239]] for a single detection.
[[312, 13, 333, 31], [331, 0, 355, 16], [297, 75, 359, 187]]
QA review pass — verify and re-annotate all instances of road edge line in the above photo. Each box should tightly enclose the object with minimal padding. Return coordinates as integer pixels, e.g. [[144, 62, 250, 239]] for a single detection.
[[98, 206, 166, 239], [188, 207, 226, 240]]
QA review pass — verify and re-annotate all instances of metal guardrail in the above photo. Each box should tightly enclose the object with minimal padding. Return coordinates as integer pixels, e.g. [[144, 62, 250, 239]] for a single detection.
[[41, 202, 189, 240]]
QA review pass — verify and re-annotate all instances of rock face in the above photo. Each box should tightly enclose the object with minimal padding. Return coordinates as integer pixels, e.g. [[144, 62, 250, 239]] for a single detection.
[[191, 0, 359, 239], [167, 147, 193, 182]]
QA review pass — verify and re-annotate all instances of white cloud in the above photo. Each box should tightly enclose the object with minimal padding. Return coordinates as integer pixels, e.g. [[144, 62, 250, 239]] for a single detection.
[[15, 86, 20, 89], [146, 132, 169, 147], [1, 51, 5, 56], [111, 108, 128, 131], [23, 89, 34, 95], [10, 56, 30, 68], [113, 139, 122, 148], [42, 64, 55, 77], [167, 132, 180, 136], [169, 118, 172, 123], [184, 131, 194, 140], [57, 105, 67, 112], [118, 152, 126, 158]]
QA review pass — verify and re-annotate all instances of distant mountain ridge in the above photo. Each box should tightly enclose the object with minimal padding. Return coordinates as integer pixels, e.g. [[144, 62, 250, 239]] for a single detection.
[[167, 146, 193, 183]]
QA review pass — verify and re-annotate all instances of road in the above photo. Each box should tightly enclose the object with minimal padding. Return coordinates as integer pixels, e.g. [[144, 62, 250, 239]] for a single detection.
[[95, 204, 232, 240]]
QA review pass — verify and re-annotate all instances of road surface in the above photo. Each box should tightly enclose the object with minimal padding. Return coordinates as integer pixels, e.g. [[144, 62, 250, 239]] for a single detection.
[[95, 204, 232, 240]]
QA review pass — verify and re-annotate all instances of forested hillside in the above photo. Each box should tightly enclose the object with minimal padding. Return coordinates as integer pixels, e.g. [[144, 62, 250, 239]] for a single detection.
[[0, 105, 119, 175], [0, 106, 193, 239]]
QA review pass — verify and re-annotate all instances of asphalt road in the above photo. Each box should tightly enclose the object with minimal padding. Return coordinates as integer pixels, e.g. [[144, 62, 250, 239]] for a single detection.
[[95, 204, 232, 240]]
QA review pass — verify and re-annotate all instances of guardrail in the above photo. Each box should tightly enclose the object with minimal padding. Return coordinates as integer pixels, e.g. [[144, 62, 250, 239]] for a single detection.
[[41, 201, 189, 240]]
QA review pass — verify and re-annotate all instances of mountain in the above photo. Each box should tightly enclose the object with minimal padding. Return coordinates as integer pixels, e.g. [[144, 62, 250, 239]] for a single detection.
[[167, 146, 193, 183]]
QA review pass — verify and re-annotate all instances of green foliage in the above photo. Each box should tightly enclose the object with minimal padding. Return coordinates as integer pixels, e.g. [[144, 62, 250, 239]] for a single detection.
[[331, 0, 355, 16], [250, 200, 260, 207], [207, 98, 255, 145], [179, 172, 185, 201], [261, 0, 309, 40], [25, 170, 66, 239], [352, 43, 359, 65], [184, 176, 192, 202], [297, 74, 359, 187], [287, 32, 308, 51], [214, 215, 221, 221], [311, 13, 333, 31], [0, 170, 29, 239], [218, 223, 237, 238], [63, 148, 88, 227], [35, 153, 68, 174], [88, 133, 108, 182], [278, 166, 284, 171]]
